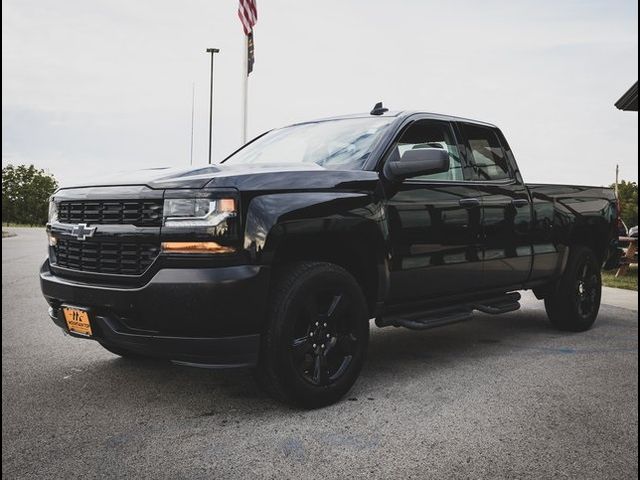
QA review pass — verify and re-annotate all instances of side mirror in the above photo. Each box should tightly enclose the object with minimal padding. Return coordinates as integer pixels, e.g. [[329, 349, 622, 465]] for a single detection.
[[383, 148, 450, 181]]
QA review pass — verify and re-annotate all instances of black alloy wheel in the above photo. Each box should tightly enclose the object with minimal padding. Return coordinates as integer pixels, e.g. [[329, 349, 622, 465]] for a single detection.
[[290, 290, 359, 387], [255, 262, 369, 408], [545, 245, 602, 332], [574, 258, 600, 319]]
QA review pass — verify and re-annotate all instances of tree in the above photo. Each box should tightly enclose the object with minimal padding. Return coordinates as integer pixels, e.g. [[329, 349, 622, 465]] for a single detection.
[[612, 180, 638, 229], [2, 164, 58, 225]]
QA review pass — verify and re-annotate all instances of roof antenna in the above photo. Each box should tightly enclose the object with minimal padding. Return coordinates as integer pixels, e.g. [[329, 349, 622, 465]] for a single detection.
[[370, 102, 389, 115]]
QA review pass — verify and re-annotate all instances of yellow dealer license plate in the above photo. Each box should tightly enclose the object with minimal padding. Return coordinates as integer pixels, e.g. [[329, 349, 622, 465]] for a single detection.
[[62, 307, 93, 336]]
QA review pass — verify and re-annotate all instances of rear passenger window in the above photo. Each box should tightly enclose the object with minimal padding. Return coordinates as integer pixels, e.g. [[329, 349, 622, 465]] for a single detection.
[[462, 124, 511, 181]]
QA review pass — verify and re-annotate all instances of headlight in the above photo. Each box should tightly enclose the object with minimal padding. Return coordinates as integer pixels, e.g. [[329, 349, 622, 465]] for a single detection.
[[163, 198, 236, 228], [48, 200, 58, 223], [161, 196, 237, 254]]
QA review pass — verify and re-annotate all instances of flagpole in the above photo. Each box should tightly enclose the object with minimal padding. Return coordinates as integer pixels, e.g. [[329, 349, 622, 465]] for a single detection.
[[241, 33, 249, 144]]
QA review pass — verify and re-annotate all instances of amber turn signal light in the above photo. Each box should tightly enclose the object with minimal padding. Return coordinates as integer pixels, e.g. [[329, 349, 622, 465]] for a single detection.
[[217, 198, 236, 213], [161, 242, 235, 254]]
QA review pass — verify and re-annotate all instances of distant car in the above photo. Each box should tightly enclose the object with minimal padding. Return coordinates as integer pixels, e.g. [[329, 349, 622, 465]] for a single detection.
[[617, 225, 638, 266]]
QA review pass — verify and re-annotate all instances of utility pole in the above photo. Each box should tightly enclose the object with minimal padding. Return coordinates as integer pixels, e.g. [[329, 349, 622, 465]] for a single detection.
[[190, 82, 195, 165], [206, 48, 220, 164]]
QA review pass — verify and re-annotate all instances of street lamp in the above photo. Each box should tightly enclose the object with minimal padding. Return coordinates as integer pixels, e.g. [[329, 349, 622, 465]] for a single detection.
[[206, 48, 220, 164]]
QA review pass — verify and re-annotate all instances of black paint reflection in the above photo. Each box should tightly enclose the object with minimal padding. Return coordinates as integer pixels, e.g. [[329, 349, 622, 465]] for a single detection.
[[478, 184, 533, 288], [386, 183, 483, 301]]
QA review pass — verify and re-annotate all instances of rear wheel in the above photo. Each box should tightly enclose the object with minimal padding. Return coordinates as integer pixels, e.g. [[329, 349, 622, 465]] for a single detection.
[[544, 246, 602, 332], [255, 262, 369, 408]]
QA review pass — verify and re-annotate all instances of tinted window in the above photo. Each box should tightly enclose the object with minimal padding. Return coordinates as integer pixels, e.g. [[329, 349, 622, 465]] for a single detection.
[[462, 124, 511, 181], [388, 120, 463, 181]]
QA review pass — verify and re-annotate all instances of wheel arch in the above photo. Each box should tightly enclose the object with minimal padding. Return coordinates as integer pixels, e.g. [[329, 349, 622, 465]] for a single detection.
[[568, 224, 613, 266], [244, 192, 389, 316]]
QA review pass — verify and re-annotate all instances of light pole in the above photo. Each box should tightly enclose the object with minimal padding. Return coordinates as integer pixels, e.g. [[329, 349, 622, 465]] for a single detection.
[[190, 82, 195, 165], [206, 48, 220, 164]]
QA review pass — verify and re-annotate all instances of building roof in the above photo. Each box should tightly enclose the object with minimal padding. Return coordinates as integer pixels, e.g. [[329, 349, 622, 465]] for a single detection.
[[615, 82, 638, 111]]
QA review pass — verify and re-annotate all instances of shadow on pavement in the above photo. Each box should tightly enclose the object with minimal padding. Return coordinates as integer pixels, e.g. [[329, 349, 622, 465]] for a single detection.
[[38, 305, 636, 416]]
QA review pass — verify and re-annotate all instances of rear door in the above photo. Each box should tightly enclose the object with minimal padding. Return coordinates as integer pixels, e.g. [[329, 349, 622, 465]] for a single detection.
[[384, 118, 484, 303], [458, 123, 533, 288]]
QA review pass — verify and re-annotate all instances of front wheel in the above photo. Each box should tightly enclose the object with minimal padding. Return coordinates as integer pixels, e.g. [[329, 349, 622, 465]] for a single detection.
[[255, 262, 370, 408], [544, 245, 602, 332]]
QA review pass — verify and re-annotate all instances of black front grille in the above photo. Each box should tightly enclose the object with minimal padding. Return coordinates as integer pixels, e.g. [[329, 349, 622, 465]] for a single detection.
[[53, 239, 160, 275], [57, 200, 163, 226]]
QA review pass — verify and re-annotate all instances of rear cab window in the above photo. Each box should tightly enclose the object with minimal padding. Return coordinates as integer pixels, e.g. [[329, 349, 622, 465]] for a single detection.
[[461, 123, 512, 181]]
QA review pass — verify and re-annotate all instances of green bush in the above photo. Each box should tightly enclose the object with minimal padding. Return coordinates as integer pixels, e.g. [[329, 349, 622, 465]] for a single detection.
[[612, 180, 638, 228], [2, 164, 58, 226]]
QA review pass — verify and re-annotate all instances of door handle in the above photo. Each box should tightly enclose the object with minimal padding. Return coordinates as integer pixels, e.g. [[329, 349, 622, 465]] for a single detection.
[[512, 199, 529, 208], [459, 198, 481, 208]]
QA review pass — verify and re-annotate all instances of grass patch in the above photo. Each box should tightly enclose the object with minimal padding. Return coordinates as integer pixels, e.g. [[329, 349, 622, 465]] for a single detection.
[[602, 265, 638, 291]]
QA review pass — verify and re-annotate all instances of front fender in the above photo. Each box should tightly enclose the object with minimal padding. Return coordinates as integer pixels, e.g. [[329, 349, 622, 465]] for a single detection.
[[243, 192, 390, 301]]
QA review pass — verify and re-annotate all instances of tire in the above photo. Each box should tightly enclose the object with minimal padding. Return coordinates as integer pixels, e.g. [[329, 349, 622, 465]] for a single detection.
[[544, 245, 602, 332], [254, 262, 370, 408]]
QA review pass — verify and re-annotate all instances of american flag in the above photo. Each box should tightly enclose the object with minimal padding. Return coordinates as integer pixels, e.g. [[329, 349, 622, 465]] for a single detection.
[[238, 0, 257, 36], [238, 0, 257, 75]]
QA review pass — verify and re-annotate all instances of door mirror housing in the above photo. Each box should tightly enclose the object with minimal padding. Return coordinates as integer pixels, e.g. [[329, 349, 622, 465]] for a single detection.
[[383, 148, 450, 182]]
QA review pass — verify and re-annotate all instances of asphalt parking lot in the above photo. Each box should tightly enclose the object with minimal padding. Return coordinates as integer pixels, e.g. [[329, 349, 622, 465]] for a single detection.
[[2, 228, 638, 479]]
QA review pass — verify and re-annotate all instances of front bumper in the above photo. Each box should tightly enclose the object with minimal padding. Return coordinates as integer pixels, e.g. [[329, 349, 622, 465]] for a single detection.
[[40, 261, 269, 367]]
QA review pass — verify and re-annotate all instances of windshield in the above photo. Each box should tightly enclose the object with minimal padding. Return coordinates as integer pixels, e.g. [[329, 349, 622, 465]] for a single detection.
[[222, 117, 394, 170]]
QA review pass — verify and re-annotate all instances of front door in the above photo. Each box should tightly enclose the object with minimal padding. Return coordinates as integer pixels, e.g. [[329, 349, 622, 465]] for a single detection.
[[384, 118, 484, 304]]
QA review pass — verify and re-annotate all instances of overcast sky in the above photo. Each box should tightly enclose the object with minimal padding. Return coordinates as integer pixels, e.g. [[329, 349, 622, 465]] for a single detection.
[[2, 0, 638, 187]]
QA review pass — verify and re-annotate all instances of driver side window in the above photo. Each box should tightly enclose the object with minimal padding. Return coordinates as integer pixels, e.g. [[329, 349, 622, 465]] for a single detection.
[[388, 120, 463, 181]]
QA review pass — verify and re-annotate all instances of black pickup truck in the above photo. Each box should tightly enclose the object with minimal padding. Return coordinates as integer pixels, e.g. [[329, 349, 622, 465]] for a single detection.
[[40, 106, 620, 407]]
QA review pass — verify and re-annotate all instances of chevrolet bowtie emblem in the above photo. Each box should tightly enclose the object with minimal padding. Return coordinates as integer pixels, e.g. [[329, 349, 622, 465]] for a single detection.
[[71, 223, 97, 240]]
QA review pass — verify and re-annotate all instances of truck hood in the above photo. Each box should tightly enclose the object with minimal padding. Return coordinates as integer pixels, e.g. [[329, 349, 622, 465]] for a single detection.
[[60, 163, 380, 192]]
